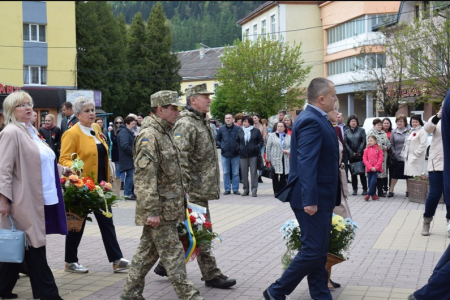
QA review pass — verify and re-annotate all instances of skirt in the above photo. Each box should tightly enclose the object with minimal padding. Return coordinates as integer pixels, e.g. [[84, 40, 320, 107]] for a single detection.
[[391, 161, 410, 180]]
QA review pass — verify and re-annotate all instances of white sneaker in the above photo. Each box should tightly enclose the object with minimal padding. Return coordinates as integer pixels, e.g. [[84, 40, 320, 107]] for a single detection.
[[113, 258, 131, 273], [65, 262, 88, 273], [447, 220, 450, 238]]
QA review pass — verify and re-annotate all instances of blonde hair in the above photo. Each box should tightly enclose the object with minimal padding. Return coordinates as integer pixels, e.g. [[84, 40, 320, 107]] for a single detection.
[[3, 91, 34, 127], [45, 114, 55, 122]]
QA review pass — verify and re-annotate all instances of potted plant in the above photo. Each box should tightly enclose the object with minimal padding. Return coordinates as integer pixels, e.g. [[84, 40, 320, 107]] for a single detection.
[[280, 214, 359, 289], [408, 174, 429, 203]]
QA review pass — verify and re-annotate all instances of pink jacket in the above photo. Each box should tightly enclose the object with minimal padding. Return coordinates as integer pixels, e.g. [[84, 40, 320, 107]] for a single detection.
[[363, 145, 383, 173]]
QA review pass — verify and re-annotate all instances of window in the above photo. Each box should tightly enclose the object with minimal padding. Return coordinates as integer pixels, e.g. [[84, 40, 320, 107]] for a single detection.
[[23, 66, 47, 85], [423, 1, 430, 19], [261, 19, 266, 37], [213, 82, 219, 92], [253, 24, 258, 41], [244, 28, 250, 41], [410, 49, 422, 74], [326, 54, 386, 76], [23, 24, 46, 42], [270, 15, 276, 39], [369, 14, 396, 29], [435, 44, 445, 73], [415, 5, 420, 19], [327, 16, 366, 45]]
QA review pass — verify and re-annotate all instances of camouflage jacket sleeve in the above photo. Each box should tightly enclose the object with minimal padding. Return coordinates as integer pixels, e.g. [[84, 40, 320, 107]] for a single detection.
[[133, 131, 160, 218], [173, 119, 194, 191]]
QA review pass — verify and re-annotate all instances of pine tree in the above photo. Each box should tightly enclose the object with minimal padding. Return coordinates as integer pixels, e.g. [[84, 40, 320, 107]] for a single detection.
[[143, 2, 181, 112]]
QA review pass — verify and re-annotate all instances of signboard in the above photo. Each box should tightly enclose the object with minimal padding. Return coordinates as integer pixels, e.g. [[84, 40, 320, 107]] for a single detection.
[[0, 84, 20, 95], [66, 90, 102, 107]]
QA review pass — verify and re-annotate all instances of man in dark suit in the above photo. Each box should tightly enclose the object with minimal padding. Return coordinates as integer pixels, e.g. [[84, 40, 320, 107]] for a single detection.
[[60, 102, 78, 135], [264, 78, 340, 300], [408, 90, 450, 300]]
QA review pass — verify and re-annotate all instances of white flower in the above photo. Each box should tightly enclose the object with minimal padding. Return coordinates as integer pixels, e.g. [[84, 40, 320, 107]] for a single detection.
[[191, 210, 206, 226]]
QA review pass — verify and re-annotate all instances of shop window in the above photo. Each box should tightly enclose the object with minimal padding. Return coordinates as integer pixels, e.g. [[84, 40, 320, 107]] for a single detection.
[[24, 66, 47, 85], [23, 24, 46, 42]]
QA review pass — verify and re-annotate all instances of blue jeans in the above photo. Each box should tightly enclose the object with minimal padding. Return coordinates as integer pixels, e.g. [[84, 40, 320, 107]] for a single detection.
[[424, 171, 450, 219], [114, 162, 125, 182], [124, 168, 135, 196], [367, 171, 379, 196], [221, 156, 240, 192]]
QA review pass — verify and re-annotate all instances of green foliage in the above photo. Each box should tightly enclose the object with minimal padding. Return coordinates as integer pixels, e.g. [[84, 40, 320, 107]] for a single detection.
[[209, 85, 242, 121], [215, 37, 311, 119], [108, 1, 266, 51]]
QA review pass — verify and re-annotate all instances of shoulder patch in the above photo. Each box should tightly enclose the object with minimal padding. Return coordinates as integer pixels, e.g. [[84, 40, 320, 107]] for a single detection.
[[175, 133, 181, 139], [141, 138, 148, 144]]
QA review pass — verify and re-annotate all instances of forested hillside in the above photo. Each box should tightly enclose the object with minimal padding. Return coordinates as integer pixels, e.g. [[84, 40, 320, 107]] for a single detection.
[[108, 1, 265, 51]]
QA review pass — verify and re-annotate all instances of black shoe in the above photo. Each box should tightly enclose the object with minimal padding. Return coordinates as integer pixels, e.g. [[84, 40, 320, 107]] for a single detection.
[[0, 293, 18, 299], [378, 193, 386, 197], [205, 275, 236, 289], [252, 193, 257, 197], [258, 176, 263, 183], [127, 194, 137, 200], [408, 294, 416, 300], [233, 191, 240, 195], [223, 191, 231, 195], [387, 192, 394, 198], [154, 263, 167, 277], [120, 182, 124, 190], [361, 190, 367, 196], [352, 190, 357, 196], [330, 279, 341, 288], [241, 192, 249, 196], [263, 289, 275, 300], [406, 192, 409, 197]]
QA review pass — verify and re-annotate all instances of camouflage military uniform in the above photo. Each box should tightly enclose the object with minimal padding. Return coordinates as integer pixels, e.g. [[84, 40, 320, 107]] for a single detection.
[[173, 86, 222, 282], [121, 93, 202, 300]]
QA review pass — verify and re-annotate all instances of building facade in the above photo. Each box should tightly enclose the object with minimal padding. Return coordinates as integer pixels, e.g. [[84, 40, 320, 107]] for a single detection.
[[321, 1, 400, 121], [0, 1, 77, 126]]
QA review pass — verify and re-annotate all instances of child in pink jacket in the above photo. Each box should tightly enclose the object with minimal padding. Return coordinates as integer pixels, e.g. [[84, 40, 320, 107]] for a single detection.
[[363, 135, 383, 201]]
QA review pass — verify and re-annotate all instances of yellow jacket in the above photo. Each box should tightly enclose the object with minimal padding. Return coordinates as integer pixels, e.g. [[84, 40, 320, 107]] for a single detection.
[[59, 123, 109, 182]]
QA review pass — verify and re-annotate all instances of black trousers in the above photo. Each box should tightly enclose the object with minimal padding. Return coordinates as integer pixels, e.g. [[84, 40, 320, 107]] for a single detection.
[[272, 173, 288, 194], [65, 209, 123, 263], [351, 173, 367, 191], [0, 246, 60, 299]]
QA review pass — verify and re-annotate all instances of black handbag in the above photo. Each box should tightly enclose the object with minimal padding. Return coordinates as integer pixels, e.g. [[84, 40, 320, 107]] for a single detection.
[[349, 160, 365, 175], [257, 154, 264, 171], [387, 152, 398, 168], [261, 166, 275, 179]]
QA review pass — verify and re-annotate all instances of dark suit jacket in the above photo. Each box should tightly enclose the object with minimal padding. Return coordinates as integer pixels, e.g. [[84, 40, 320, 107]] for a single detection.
[[442, 89, 450, 206], [60, 115, 78, 135], [287, 105, 340, 211]]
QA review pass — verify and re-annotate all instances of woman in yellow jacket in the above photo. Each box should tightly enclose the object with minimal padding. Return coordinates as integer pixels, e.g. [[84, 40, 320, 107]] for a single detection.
[[59, 96, 130, 274]]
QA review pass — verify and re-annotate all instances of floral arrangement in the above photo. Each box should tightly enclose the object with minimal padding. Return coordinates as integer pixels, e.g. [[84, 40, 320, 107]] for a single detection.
[[61, 153, 121, 222], [412, 173, 429, 181], [177, 206, 220, 262], [280, 214, 359, 270]]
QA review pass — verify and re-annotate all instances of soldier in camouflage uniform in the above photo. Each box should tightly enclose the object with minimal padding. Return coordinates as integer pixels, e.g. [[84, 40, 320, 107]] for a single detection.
[[120, 91, 203, 300], [153, 83, 237, 289]]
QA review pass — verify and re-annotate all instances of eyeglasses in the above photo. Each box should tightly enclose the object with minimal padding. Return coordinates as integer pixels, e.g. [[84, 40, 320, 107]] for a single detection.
[[115, 122, 123, 124], [16, 103, 33, 108]]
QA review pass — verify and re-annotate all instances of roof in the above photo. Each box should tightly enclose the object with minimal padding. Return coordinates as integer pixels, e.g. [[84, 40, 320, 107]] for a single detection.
[[237, 1, 275, 25], [177, 47, 226, 80]]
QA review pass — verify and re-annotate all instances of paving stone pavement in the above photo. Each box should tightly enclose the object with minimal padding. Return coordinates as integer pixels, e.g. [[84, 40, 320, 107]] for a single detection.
[[11, 151, 450, 300]]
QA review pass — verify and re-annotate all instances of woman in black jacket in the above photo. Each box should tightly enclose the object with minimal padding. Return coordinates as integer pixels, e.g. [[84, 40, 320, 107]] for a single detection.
[[110, 116, 125, 190], [344, 115, 368, 195], [235, 115, 263, 197], [117, 116, 136, 200]]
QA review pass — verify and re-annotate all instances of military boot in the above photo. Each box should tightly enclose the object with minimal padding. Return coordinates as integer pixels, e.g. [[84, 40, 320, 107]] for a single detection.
[[421, 217, 433, 236], [154, 262, 167, 277]]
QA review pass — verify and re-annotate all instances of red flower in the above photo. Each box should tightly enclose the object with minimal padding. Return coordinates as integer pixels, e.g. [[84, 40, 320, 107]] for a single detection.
[[189, 215, 196, 224], [68, 123, 73, 128], [413, 133, 416, 137], [204, 222, 212, 229], [84, 177, 96, 191], [52, 133, 56, 139], [188, 208, 192, 213], [60, 177, 66, 185]]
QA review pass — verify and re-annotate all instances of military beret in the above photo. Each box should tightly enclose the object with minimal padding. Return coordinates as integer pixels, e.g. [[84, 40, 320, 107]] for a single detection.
[[150, 90, 185, 108], [185, 83, 214, 100]]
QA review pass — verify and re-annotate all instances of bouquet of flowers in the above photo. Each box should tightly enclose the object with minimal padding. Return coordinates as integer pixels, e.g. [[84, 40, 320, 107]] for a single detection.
[[280, 214, 359, 270], [61, 153, 121, 231], [412, 173, 429, 181], [177, 204, 220, 262]]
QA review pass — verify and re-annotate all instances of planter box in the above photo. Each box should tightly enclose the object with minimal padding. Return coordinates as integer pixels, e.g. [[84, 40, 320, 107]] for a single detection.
[[408, 179, 445, 204]]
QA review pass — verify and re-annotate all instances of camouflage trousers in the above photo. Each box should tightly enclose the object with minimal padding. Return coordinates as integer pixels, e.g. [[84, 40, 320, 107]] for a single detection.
[[190, 200, 222, 281], [120, 224, 202, 300]]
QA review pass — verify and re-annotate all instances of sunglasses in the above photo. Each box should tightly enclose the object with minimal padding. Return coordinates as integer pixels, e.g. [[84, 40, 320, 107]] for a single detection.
[[115, 122, 123, 124]]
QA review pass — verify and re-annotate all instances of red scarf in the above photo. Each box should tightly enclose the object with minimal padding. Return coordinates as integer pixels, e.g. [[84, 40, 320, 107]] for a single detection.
[[43, 124, 56, 130]]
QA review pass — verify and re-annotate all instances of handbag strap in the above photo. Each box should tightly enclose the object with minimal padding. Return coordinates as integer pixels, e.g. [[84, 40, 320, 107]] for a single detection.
[[8, 215, 16, 232]]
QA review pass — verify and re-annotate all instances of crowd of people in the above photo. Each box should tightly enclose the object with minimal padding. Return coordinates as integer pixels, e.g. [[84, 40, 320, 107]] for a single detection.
[[0, 78, 449, 300]]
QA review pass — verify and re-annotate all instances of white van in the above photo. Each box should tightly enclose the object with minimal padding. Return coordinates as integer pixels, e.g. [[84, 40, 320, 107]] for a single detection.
[[361, 117, 432, 162]]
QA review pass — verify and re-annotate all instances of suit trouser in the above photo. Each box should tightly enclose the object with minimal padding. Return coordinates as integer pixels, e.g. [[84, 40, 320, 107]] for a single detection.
[[240, 157, 258, 194], [121, 224, 201, 300], [0, 246, 60, 299], [414, 243, 450, 299], [65, 209, 123, 263], [269, 209, 333, 300]]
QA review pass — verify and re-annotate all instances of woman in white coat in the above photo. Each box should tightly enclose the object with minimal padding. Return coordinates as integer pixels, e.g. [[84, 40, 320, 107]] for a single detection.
[[402, 114, 427, 194], [266, 122, 290, 196]]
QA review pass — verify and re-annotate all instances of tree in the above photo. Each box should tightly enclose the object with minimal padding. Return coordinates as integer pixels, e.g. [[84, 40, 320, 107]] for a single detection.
[[210, 85, 241, 121], [392, 6, 450, 106], [215, 37, 311, 119]]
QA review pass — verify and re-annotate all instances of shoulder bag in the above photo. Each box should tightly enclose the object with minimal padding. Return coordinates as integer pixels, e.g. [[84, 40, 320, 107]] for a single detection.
[[0, 216, 27, 263], [349, 160, 365, 176]]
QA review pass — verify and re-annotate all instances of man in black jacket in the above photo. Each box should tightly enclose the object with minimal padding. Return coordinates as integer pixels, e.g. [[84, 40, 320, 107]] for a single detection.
[[60, 102, 78, 135], [216, 113, 240, 195]]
